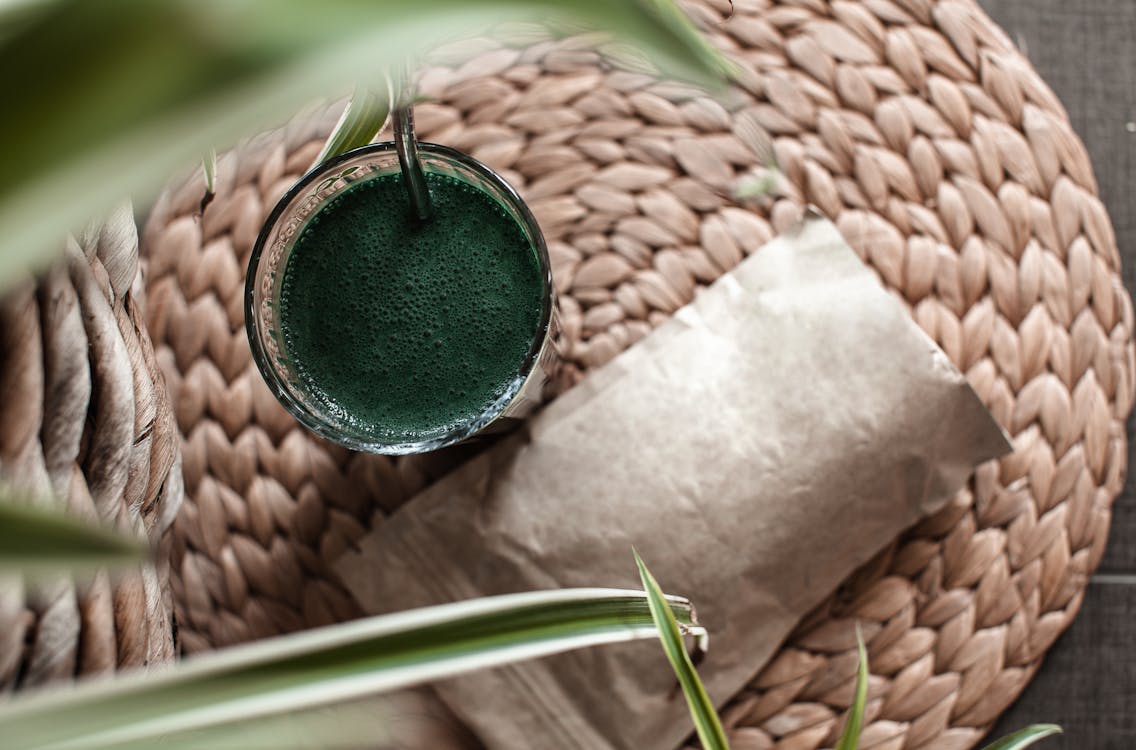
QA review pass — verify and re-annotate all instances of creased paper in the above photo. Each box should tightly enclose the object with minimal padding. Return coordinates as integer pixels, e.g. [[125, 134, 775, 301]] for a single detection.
[[336, 216, 1011, 750]]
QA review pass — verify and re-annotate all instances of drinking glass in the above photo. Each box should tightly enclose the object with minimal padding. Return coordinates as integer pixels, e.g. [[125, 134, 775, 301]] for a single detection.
[[245, 141, 556, 455]]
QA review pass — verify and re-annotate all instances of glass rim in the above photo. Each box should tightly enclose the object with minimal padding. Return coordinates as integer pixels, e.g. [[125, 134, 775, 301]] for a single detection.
[[244, 140, 554, 455]]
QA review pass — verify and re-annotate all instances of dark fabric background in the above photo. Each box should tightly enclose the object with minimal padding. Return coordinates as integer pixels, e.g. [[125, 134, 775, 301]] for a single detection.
[[978, 1, 1136, 747]]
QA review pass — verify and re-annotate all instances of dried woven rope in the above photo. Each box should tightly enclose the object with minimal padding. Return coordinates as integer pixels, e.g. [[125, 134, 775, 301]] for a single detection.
[[0, 204, 182, 691], [140, 0, 1134, 747]]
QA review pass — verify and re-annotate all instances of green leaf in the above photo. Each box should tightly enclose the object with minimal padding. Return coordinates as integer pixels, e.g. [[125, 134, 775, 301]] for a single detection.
[[199, 147, 218, 212], [314, 82, 393, 167], [634, 550, 730, 750], [979, 724, 1062, 750], [732, 169, 781, 201], [0, 498, 148, 574], [0, 0, 57, 42], [835, 625, 869, 750], [0, 587, 704, 750], [0, 0, 729, 289], [202, 148, 217, 195]]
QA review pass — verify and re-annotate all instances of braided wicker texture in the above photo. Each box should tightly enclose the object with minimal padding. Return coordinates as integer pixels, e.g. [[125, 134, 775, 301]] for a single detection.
[[139, 0, 1134, 747], [0, 206, 182, 691]]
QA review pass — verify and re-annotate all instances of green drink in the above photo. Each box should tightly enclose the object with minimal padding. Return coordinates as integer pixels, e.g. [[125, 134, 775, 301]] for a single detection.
[[278, 170, 544, 443], [247, 143, 554, 454]]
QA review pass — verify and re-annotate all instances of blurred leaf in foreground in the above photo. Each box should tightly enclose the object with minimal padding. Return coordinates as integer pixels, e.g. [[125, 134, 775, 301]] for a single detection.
[[0, 587, 702, 750], [0, 0, 730, 289], [0, 497, 147, 574]]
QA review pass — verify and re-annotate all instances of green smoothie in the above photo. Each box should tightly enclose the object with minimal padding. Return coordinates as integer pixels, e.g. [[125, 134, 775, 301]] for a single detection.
[[278, 170, 545, 444]]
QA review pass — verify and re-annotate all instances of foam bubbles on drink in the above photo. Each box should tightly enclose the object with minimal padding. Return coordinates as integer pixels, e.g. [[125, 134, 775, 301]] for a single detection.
[[278, 170, 543, 445]]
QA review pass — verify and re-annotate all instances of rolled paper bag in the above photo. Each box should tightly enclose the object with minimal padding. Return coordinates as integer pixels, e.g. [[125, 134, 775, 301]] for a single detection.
[[336, 215, 1011, 750]]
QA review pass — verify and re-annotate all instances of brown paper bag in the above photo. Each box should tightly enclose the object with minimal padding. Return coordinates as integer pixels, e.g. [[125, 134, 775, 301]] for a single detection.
[[335, 216, 1011, 750]]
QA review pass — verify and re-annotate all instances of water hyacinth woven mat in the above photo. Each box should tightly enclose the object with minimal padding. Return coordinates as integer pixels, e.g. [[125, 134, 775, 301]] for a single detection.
[[138, 0, 1135, 747]]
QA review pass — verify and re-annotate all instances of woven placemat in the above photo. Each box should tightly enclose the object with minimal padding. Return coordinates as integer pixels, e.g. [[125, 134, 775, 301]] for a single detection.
[[140, 0, 1135, 747]]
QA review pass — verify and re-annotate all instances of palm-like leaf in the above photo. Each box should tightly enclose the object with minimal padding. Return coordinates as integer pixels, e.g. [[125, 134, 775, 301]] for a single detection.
[[635, 550, 730, 750], [831, 626, 1059, 750], [834, 627, 869, 750], [0, 499, 146, 574], [980, 724, 1062, 750], [0, 0, 729, 288], [314, 82, 393, 167], [0, 587, 704, 750]]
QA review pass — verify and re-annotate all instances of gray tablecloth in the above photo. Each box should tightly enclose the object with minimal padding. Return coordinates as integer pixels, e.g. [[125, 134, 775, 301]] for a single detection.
[[980, 1, 1136, 746]]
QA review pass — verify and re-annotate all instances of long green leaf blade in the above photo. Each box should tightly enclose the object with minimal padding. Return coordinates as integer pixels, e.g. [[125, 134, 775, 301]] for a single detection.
[[0, 587, 703, 750], [979, 724, 1062, 750], [202, 148, 217, 194], [0, 499, 147, 573], [834, 626, 869, 750], [0, 0, 729, 289], [634, 550, 730, 750], [314, 83, 392, 167]]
